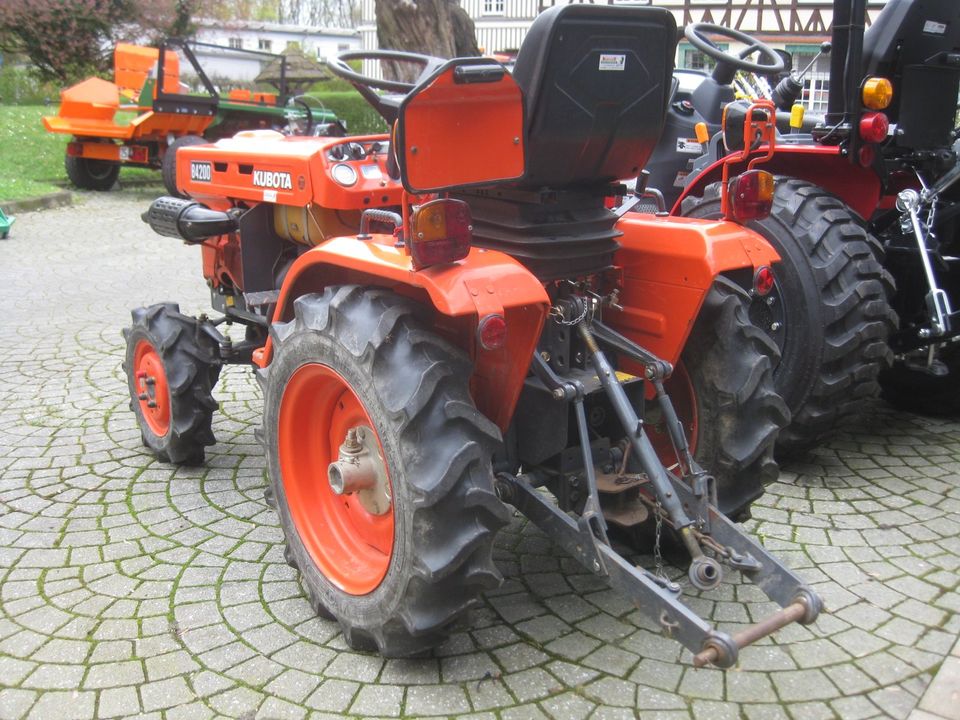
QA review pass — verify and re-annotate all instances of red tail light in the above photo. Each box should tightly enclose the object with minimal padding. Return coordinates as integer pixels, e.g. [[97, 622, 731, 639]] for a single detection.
[[478, 314, 507, 350], [754, 266, 775, 296], [409, 199, 472, 270], [66, 142, 82, 157], [728, 170, 774, 222], [859, 112, 889, 144]]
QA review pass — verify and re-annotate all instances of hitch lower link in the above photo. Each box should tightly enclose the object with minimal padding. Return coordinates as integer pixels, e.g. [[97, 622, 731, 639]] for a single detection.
[[500, 296, 822, 668]]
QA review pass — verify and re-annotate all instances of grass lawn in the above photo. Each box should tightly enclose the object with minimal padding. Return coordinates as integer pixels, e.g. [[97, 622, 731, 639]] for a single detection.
[[0, 105, 157, 203]]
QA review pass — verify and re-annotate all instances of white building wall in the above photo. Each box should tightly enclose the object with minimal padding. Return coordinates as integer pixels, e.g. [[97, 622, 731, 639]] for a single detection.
[[180, 21, 360, 84]]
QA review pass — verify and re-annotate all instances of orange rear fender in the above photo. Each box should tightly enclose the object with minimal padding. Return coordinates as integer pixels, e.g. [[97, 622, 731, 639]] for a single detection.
[[610, 214, 779, 366], [263, 236, 550, 432]]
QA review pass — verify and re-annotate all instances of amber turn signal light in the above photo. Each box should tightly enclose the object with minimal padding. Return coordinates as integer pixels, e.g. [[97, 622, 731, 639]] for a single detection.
[[862, 77, 893, 110], [728, 170, 774, 222], [409, 198, 473, 270]]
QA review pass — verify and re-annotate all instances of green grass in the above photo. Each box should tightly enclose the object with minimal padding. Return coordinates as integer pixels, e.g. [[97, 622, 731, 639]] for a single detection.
[[0, 105, 156, 202], [0, 105, 71, 201]]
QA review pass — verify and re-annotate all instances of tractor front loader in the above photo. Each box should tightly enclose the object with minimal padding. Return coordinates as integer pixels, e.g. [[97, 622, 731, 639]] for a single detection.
[[126, 5, 820, 668]]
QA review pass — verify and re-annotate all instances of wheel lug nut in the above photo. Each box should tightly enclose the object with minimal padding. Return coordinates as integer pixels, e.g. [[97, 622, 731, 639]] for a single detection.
[[145, 377, 156, 386], [138, 393, 148, 401], [147, 401, 157, 408]]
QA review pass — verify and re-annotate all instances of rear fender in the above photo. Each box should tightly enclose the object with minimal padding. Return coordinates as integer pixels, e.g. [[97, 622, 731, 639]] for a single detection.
[[260, 235, 550, 432], [675, 145, 882, 220], [609, 214, 779, 367]]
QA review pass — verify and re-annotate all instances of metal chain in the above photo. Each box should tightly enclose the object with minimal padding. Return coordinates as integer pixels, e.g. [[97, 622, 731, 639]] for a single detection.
[[653, 499, 666, 580], [550, 302, 589, 327]]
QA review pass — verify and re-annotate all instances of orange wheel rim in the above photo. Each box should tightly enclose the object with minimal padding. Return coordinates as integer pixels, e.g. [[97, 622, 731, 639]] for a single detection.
[[278, 363, 394, 595], [133, 340, 171, 436], [647, 361, 699, 464]]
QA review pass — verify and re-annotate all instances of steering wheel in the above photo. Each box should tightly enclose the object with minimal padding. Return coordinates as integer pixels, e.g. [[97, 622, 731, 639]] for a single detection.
[[326, 50, 447, 122], [684, 23, 785, 76], [287, 96, 314, 135]]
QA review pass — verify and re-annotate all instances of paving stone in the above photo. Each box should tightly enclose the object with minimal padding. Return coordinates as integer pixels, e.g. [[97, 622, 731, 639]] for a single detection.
[[140, 676, 196, 712], [0, 689, 37, 720], [84, 659, 145, 688], [348, 684, 403, 717], [26, 690, 95, 720], [403, 684, 470, 715], [305, 679, 359, 712], [98, 686, 141, 718]]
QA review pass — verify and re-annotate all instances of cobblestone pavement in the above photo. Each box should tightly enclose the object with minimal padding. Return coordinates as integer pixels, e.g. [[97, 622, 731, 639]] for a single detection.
[[1, 192, 959, 720]]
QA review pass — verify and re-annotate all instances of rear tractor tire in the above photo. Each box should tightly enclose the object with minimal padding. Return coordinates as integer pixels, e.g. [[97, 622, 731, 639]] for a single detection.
[[122, 304, 221, 464], [682, 178, 895, 456], [649, 277, 789, 520], [162, 135, 206, 198], [261, 286, 510, 656], [65, 152, 120, 191]]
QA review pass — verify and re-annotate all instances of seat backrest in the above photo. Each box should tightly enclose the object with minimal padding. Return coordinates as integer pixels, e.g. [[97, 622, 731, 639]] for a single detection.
[[863, 0, 960, 149], [511, 4, 677, 189]]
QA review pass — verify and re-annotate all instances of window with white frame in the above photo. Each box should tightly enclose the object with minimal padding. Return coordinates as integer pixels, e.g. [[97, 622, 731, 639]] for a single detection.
[[228, 37, 243, 49], [259, 38, 272, 51], [484, 0, 505, 15]]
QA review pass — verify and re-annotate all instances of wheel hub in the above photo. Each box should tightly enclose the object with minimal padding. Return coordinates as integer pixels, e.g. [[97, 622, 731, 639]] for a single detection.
[[749, 285, 787, 357], [327, 425, 391, 515], [133, 341, 170, 436]]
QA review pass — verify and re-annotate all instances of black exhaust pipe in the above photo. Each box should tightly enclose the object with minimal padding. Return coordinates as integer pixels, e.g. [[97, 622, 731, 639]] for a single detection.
[[142, 196, 239, 243], [825, 0, 866, 160]]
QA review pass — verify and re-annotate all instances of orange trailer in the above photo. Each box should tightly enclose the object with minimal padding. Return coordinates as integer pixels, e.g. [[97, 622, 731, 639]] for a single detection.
[[42, 41, 335, 194]]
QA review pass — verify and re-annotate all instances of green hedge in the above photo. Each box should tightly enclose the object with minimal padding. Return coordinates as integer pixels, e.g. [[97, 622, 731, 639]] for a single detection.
[[310, 91, 388, 135], [0, 66, 62, 106]]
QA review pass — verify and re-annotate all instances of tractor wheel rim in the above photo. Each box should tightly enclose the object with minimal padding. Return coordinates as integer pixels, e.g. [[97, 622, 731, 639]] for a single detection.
[[647, 360, 699, 462], [133, 340, 171, 436], [278, 363, 394, 595]]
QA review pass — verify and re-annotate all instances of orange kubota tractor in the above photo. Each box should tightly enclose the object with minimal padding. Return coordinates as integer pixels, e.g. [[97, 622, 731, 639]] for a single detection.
[[127, 5, 820, 666]]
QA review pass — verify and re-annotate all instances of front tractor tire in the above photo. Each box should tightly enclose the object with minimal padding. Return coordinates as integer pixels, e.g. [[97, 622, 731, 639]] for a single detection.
[[65, 153, 120, 191], [162, 135, 206, 198], [682, 178, 895, 456], [122, 304, 221, 465], [651, 277, 789, 519], [261, 287, 510, 656]]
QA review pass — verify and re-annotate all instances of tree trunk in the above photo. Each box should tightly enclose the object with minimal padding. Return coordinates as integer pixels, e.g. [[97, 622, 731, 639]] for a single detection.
[[376, 0, 479, 82]]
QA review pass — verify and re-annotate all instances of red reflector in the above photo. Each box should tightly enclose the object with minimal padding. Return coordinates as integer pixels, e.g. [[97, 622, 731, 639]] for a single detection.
[[859, 112, 889, 144], [66, 142, 82, 157], [754, 266, 775, 296], [410, 199, 472, 270], [478, 314, 507, 350], [858, 143, 876, 168], [131, 146, 149, 164], [729, 170, 774, 222]]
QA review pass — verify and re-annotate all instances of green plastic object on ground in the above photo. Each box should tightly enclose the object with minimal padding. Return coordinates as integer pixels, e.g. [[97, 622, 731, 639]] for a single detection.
[[0, 207, 14, 239]]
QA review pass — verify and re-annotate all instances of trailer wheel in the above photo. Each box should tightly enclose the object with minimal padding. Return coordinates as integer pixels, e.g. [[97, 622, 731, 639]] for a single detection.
[[162, 135, 206, 198], [880, 345, 960, 416], [682, 178, 895, 456], [122, 304, 221, 464], [261, 287, 509, 656], [65, 154, 120, 191], [651, 277, 788, 519]]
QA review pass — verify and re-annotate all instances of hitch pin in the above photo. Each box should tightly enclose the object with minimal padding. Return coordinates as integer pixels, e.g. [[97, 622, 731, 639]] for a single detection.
[[693, 599, 809, 668]]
